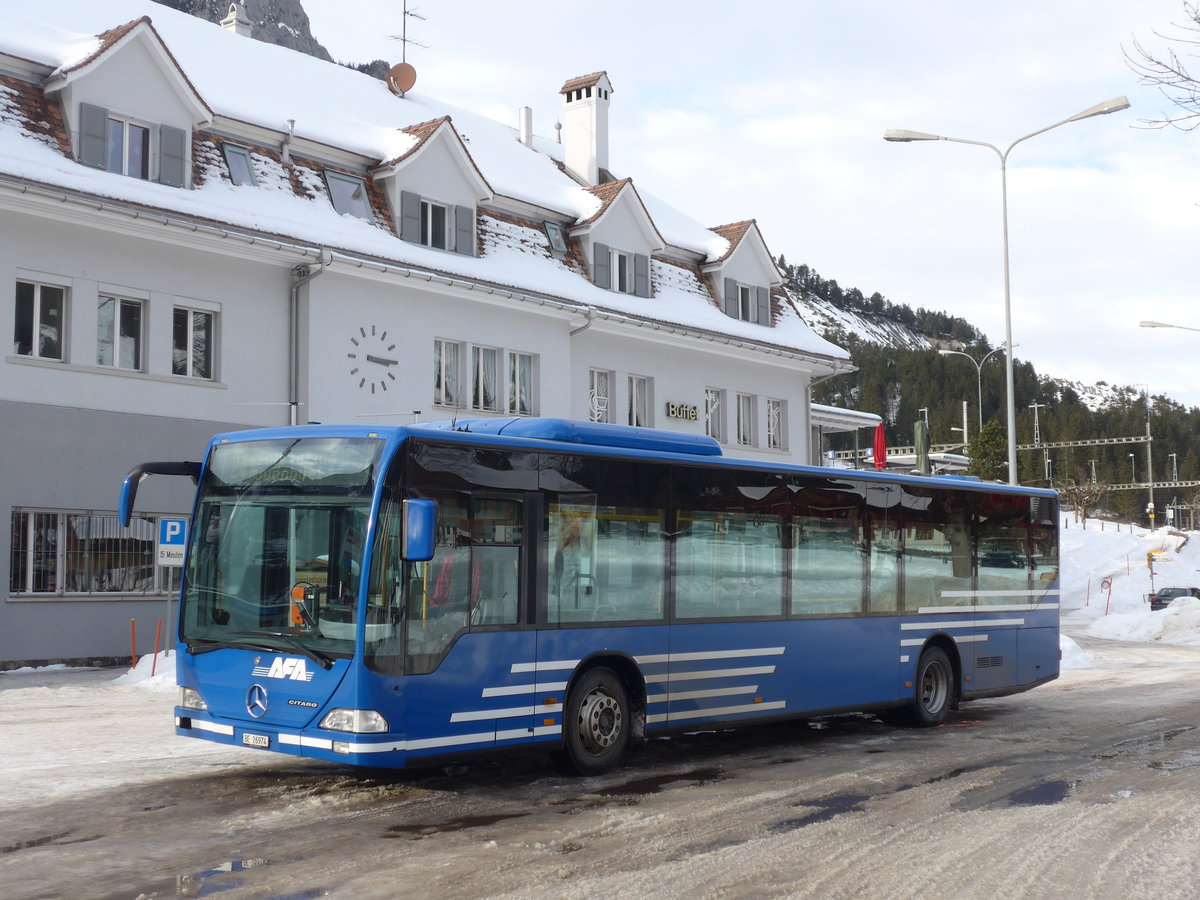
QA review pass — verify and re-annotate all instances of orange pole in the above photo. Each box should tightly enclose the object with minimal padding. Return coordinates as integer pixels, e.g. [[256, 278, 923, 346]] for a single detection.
[[130, 618, 137, 669], [151, 619, 163, 677]]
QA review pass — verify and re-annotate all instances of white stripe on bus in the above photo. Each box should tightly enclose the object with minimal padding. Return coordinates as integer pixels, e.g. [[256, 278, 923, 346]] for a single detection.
[[635, 647, 785, 665], [481, 681, 568, 697], [645, 665, 777, 684], [902, 619, 1024, 630], [510, 659, 581, 674], [451, 703, 562, 723], [645, 685, 759, 705], [918, 604, 1059, 614], [180, 718, 233, 736]]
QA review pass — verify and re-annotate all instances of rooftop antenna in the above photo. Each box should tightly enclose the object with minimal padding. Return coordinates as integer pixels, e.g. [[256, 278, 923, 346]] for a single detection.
[[386, 1, 427, 97]]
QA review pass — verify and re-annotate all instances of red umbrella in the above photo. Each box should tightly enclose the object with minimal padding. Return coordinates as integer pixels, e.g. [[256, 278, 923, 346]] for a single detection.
[[873, 423, 888, 470]]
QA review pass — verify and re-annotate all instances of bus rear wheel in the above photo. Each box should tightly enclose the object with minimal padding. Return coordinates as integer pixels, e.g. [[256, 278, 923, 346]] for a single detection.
[[555, 667, 629, 775], [913, 646, 953, 726], [881, 646, 954, 727]]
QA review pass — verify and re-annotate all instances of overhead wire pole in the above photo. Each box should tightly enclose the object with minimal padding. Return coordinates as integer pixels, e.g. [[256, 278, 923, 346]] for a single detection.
[[885, 96, 1131, 485]]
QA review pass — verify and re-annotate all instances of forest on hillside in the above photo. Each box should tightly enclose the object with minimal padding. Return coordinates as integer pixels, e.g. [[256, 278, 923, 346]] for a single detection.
[[781, 260, 1200, 525]]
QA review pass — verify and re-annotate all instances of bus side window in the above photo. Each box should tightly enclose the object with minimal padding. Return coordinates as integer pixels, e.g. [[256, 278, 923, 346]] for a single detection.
[[469, 498, 521, 626], [406, 495, 472, 673]]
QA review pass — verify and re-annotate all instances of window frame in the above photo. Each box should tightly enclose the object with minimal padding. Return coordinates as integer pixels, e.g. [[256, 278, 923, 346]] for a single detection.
[[767, 398, 786, 450], [705, 387, 725, 442], [97, 294, 144, 371], [221, 143, 258, 186], [736, 392, 757, 447], [544, 221, 569, 254], [324, 170, 374, 220], [172, 307, 215, 380], [589, 368, 613, 423], [471, 345, 499, 412], [628, 374, 652, 428], [508, 351, 535, 416], [14, 279, 67, 361], [105, 114, 152, 180], [433, 338, 462, 408], [9, 508, 180, 597], [420, 199, 451, 250]]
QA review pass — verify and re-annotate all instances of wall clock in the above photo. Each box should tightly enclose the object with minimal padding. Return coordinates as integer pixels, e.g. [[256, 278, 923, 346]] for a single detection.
[[347, 325, 398, 394]]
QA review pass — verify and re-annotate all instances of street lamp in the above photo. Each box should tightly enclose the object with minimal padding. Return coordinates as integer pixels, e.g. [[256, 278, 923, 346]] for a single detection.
[[1140, 320, 1200, 333], [887, 96, 1131, 485], [1129, 452, 1136, 485], [938, 345, 1010, 434]]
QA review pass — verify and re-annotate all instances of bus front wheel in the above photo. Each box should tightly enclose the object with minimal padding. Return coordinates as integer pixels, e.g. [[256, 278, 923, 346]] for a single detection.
[[556, 667, 629, 775]]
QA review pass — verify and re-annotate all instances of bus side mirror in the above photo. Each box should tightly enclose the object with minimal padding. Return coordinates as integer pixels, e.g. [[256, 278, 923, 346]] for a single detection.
[[119, 461, 201, 526], [401, 499, 436, 561]]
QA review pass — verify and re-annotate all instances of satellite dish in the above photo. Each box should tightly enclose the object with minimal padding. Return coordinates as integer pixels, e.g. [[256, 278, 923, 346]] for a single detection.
[[387, 63, 417, 95]]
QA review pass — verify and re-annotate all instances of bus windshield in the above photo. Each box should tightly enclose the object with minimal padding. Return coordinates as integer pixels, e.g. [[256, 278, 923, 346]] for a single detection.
[[180, 437, 383, 661]]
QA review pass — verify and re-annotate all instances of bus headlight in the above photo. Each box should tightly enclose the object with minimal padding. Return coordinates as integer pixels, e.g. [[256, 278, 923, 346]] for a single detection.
[[179, 686, 208, 711], [319, 708, 389, 733]]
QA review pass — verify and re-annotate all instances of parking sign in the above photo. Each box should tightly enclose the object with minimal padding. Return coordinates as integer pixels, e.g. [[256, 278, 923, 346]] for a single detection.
[[158, 518, 188, 567]]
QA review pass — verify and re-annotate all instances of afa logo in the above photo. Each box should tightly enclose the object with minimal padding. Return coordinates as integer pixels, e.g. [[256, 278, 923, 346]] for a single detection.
[[251, 656, 314, 682]]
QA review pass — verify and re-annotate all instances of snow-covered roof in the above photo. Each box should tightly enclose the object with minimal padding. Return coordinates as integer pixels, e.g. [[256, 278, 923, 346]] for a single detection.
[[0, 0, 851, 365]]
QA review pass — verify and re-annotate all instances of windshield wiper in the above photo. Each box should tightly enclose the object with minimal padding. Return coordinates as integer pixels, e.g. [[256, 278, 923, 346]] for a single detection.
[[184, 637, 225, 655], [227, 631, 335, 670]]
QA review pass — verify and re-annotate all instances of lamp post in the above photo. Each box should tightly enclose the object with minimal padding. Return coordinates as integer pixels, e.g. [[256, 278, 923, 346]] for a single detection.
[[886, 96, 1131, 485], [938, 345, 1009, 434], [1140, 320, 1200, 333]]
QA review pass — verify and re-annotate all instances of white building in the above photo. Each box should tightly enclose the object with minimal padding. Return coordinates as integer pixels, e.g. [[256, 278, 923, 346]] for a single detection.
[[0, 0, 860, 666]]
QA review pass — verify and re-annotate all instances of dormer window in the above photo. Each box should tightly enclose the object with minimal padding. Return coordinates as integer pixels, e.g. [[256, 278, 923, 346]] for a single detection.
[[324, 171, 373, 220], [592, 242, 650, 297], [221, 144, 257, 186], [420, 200, 450, 250], [399, 191, 476, 257], [723, 279, 771, 326], [107, 118, 150, 179], [78, 103, 187, 187]]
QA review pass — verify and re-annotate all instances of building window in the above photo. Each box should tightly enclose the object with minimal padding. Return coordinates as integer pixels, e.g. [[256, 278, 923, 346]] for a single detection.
[[14, 280, 65, 360], [544, 222, 568, 254], [629, 375, 651, 428], [589, 369, 612, 423], [767, 398, 786, 450], [172, 308, 214, 379], [509, 351, 535, 416], [736, 393, 756, 446], [106, 117, 151, 179], [612, 250, 633, 294], [705, 387, 725, 442], [10, 509, 176, 596], [724, 279, 771, 326], [221, 143, 257, 186], [324, 171, 373, 220], [97, 295, 142, 370], [421, 200, 450, 250], [433, 338, 461, 408], [472, 345, 498, 411]]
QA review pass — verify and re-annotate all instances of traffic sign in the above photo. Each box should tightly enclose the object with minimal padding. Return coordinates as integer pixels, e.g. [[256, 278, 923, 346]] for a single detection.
[[157, 517, 188, 567]]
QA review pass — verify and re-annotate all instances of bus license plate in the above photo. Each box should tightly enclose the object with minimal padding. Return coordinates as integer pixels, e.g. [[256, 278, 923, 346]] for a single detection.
[[242, 733, 270, 749]]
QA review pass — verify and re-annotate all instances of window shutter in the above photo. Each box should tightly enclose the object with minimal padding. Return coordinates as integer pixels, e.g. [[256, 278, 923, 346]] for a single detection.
[[454, 205, 475, 256], [724, 278, 738, 317], [756, 286, 771, 326], [159, 125, 187, 187], [400, 190, 420, 242], [593, 242, 611, 289], [79, 103, 108, 169], [633, 253, 650, 297]]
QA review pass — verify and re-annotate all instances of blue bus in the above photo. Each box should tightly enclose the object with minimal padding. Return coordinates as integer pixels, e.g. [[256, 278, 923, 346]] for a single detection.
[[120, 417, 1059, 775]]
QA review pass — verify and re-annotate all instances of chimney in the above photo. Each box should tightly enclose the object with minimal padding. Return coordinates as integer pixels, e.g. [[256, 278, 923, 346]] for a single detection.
[[221, 2, 252, 38], [559, 72, 612, 186], [519, 106, 533, 148]]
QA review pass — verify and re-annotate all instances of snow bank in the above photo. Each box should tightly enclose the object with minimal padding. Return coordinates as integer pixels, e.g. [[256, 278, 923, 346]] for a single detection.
[[111, 649, 177, 692]]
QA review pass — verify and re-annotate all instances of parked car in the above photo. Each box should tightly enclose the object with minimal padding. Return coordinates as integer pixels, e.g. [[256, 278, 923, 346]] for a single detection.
[[1149, 587, 1200, 612]]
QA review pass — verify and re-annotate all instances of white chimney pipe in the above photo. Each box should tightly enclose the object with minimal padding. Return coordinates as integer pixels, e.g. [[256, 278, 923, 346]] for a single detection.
[[519, 106, 533, 148]]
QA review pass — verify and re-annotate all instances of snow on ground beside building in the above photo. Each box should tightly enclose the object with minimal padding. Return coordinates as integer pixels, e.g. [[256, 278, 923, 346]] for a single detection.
[[3, 517, 1199, 810]]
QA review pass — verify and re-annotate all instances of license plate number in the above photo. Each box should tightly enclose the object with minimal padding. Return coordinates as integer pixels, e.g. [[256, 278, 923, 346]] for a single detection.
[[242, 733, 270, 749]]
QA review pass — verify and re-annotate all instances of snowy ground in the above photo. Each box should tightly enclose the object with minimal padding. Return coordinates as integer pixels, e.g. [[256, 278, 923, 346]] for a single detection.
[[4, 517, 1200, 898]]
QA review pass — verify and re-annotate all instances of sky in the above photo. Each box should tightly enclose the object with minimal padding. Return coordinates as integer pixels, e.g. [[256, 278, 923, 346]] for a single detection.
[[301, 0, 1200, 412]]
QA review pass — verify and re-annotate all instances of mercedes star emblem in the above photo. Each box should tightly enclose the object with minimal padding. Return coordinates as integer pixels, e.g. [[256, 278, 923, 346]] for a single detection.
[[246, 684, 269, 718]]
